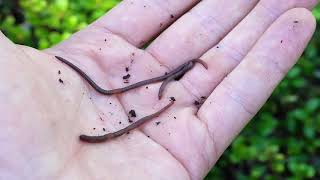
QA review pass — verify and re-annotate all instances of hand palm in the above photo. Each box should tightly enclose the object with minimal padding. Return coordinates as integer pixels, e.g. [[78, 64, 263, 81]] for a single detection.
[[0, 1, 317, 179]]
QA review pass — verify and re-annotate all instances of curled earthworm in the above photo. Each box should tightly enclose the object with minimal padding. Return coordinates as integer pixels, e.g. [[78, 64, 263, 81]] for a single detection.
[[55, 56, 207, 98], [158, 59, 208, 99]]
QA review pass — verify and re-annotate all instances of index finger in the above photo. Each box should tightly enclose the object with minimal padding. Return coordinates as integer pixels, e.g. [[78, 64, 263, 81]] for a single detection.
[[92, 0, 200, 47]]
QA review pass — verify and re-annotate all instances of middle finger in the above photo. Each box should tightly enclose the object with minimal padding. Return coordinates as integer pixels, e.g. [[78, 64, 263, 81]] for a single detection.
[[146, 0, 259, 68]]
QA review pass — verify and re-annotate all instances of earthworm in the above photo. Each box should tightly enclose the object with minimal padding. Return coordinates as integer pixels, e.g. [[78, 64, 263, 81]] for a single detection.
[[56, 56, 208, 98], [79, 100, 174, 143], [55, 56, 190, 95]]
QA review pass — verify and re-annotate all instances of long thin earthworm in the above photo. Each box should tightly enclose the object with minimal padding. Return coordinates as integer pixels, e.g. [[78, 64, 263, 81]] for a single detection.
[[79, 100, 174, 143], [55, 56, 208, 95], [55, 56, 187, 95]]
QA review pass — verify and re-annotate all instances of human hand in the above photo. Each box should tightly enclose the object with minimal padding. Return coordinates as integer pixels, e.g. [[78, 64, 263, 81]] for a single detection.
[[0, 0, 317, 179]]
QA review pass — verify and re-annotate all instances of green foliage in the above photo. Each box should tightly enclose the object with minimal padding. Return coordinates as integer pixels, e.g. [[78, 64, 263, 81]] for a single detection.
[[0, 0, 118, 48], [0, 1, 319, 179]]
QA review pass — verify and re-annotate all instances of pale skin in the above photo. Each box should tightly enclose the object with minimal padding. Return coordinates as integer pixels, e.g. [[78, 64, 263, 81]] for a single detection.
[[0, 0, 318, 179]]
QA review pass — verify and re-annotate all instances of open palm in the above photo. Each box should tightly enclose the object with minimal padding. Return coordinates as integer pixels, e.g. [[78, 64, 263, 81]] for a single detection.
[[0, 0, 317, 179]]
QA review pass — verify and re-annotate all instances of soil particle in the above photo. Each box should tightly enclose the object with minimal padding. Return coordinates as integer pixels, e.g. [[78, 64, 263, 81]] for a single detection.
[[123, 74, 131, 80], [129, 110, 137, 117]]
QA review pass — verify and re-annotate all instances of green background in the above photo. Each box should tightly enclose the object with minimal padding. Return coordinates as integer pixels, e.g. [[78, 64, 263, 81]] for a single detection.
[[0, 0, 319, 179]]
